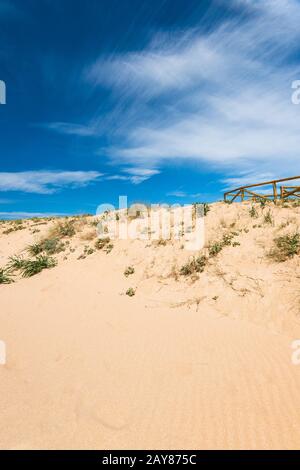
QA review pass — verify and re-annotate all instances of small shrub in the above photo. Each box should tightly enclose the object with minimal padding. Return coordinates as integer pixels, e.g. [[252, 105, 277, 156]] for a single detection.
[[104, 243, 114, 254], [153, 238, 167, 247], [203, 203, 210, 216], [208, 231, 238, 257], [95, 237, 110, 250], [27, 238, 65, 256], [222, 233, 234, 246], [4, 220, 26, 232], [51, 221, 76, 238], [84, 246, 94, 256], [209, 242, 223, 257], [78, 246, 95, 260], [263, 210, 273, 225], [269, 233, 300, 262], [124, 266, 135, 277], [249, 206, 258, 218], [180, 256, 207, 276], [126, 288, 136, 297], [90, 219, 100, 227], [3, 228, 14, 235], [42, 238, 65, 255]]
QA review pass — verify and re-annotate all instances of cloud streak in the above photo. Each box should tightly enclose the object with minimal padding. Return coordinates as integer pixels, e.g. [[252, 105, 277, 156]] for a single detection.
[[82, 0, 300, 178], [106, 167, 160, 184], [0, 171, 102, 194]]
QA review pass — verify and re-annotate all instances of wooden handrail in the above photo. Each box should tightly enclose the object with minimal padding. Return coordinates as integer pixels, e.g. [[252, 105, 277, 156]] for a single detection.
[[224, 175, 300, 203]]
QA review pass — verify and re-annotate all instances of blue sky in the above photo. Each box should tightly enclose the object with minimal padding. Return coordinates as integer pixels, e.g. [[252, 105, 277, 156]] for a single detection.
[[1, 0, 300, 218]]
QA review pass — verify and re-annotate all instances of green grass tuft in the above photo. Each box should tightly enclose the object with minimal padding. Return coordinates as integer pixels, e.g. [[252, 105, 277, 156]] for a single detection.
[[27, 238, 65, 256], [8, 256, 26, 271], [0, 268, 14, 284], [20, 255, 57, 277]]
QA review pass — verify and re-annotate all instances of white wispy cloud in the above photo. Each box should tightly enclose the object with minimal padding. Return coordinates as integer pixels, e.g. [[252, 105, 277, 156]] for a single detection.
[[41, 122, 98, 137], [81, 0, 300, 178], [166, 190, 187, 198], [106, 167, 160, 184], [0, 170, 102, 194], [166, 190, 213, 199], [222, 172, 276, 190]]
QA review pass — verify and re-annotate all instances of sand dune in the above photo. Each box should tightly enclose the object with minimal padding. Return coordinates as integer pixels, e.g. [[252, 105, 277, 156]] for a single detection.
[[0, 201, 300, 449]]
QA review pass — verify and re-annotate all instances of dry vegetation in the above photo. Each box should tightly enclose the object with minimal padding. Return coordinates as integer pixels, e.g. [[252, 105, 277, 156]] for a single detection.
[[0, 201, 300, 328]]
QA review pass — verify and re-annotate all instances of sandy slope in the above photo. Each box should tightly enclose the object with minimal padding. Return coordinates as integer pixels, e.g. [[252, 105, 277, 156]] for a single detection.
[[0, 201, 300, 449]]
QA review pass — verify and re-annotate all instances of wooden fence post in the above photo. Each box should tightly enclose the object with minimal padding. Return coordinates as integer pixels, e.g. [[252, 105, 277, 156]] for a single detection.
[[273, 182, 278, 202]]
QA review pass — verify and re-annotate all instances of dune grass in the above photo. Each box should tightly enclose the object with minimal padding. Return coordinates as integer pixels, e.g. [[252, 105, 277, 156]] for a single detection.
[[0, 268, 14, 284], [49, 220, 76, 239], [19, 255, 57, 277], [27, 238, 65, 256], [263, 210, 274, 225], [8, 256, 26, 271], [249, 206, 258, 218], [8, 254, 57, 277]]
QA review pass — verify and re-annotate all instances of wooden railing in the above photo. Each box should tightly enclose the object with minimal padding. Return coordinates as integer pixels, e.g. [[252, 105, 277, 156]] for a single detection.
[[224, 175, 300, 203]]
